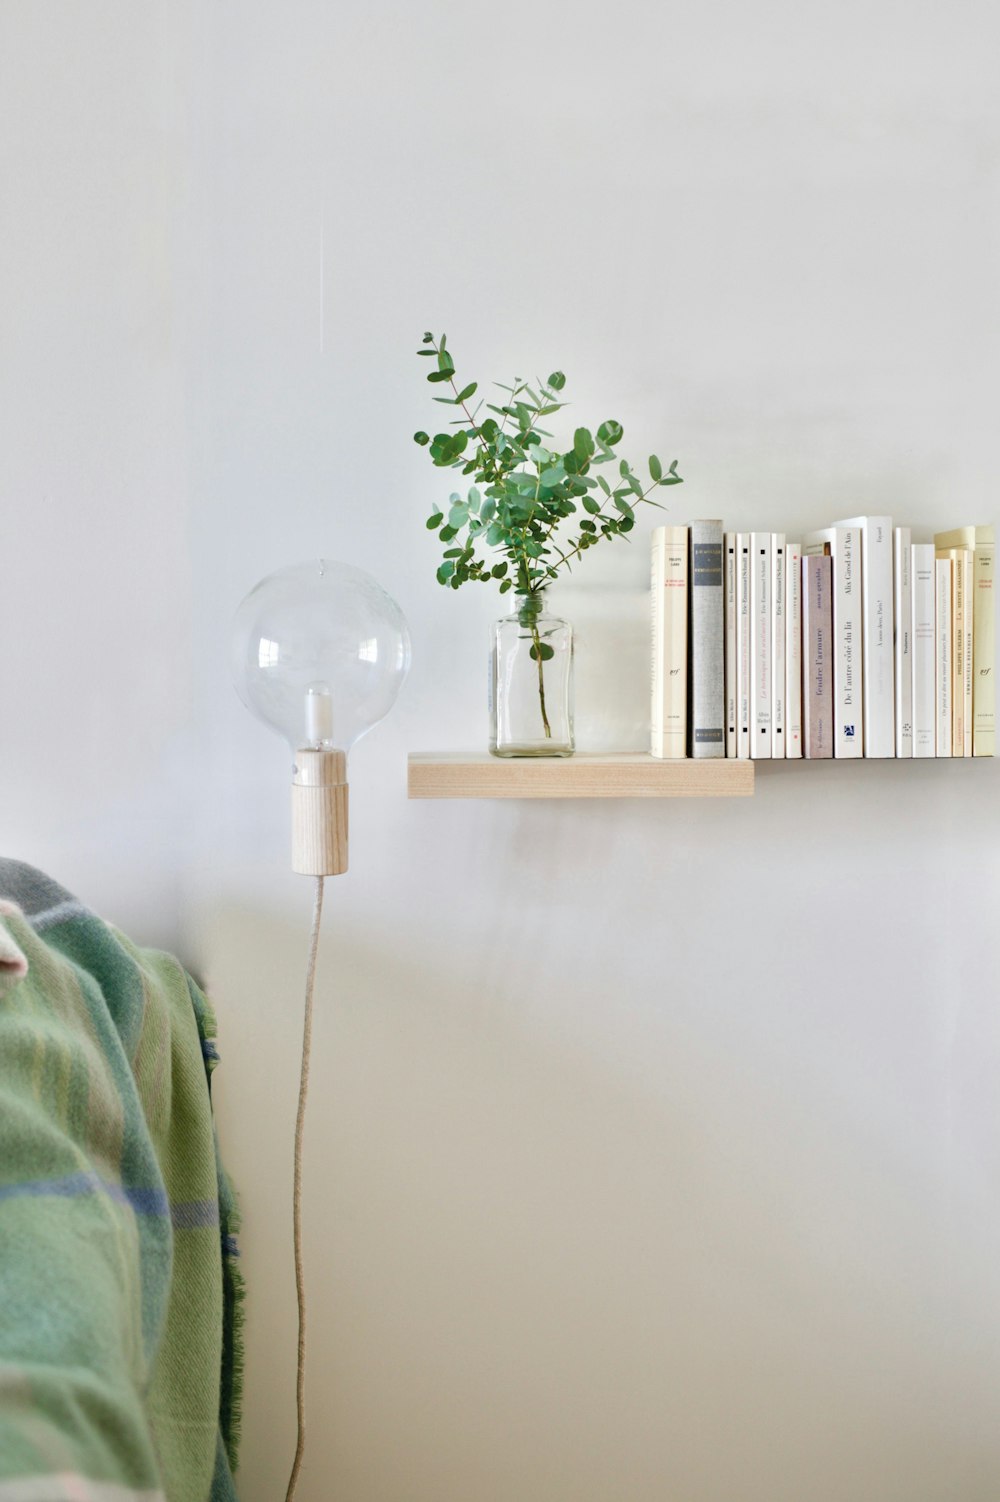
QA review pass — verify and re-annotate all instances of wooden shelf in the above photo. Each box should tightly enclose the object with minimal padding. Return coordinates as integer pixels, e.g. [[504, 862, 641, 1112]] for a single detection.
[[408, 753, 755, 800]]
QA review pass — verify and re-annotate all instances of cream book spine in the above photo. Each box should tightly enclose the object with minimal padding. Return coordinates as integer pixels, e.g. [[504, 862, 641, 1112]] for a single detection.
[[737, 532, 751, 759], [724, 533, 737, 758], [893, 526, 912, 757], [650, 525, 688, 758], [972, 539, 995, 756], [911, 543, 935, 758], [935, 557, 952, 757], [934, 527, 995, 756], [961, 549, 973, 756], [750, 532, 772, 759], [802, 526, 863, 758], [785, 543, 802, 757], [771, 534, 786, 758], [937, 548, 966, 757]]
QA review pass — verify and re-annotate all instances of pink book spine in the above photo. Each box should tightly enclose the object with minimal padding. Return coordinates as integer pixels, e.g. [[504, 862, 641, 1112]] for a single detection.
[[803, 553, 834, 759]]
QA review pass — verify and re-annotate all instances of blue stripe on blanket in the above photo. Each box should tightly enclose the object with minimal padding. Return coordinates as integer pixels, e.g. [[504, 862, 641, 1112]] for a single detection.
[[0, 1173, 220, 1228]]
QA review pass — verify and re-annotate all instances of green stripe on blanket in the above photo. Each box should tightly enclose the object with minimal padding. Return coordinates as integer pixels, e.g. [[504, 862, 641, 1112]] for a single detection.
[[0, 862, 242, 1502]]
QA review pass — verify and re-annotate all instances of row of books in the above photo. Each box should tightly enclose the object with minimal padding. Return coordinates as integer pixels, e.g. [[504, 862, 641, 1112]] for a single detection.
[[650, 519, 996, 760]]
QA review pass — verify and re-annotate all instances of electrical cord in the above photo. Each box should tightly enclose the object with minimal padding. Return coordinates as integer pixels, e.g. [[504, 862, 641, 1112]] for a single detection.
[[285, 874, 325, 1502]]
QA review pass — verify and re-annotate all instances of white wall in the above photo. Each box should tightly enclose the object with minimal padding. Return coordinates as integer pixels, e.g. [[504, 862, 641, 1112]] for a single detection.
[[2, 2, 999, 1498]]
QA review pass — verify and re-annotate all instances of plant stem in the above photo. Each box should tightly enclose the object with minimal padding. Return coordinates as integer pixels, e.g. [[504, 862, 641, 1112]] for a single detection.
[[531, 620, 552, 739]]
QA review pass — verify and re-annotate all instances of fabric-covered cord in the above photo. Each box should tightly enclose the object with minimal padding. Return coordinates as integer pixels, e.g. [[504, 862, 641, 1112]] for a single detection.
[[285, 874, 325, 1502]]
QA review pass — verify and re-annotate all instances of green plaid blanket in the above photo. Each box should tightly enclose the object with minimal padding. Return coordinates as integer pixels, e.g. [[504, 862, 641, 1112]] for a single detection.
[[0, 861, 242, 1502]]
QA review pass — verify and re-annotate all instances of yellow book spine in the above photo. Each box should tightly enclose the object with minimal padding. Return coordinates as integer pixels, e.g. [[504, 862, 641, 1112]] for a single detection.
[[973, 542, 995, 756]]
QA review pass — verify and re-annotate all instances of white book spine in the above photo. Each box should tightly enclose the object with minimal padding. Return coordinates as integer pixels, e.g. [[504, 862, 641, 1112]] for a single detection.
[[771, 534, 786, 758], [893, 526, 912, 757], [737, 533, 751, 759], [935, 557, 952, 757], [650, 526, 688, 758], [859, 518, 893, 756], [724, 533, 737, 758], [750, 532, 772, 759], [802, 527, 863, 758], [911, 544, 935, 758], [785, 543, 802, 757]]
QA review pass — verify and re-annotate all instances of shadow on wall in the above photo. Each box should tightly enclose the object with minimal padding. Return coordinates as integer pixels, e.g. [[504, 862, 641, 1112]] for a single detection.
[[189, 898, 992, 1502]]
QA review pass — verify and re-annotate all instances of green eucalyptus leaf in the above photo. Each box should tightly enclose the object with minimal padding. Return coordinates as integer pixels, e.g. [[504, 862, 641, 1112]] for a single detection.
[[573, 427, 595, 463], [437, 561, 455, 584], [426, 512, 444, 529], [649, 454, 663, 481], [427, 370, 452, 384], [414, 431, 430, 445], [547, 371, 566, 391], [456, 382, 478, 402], [582, 497, 601, 515]]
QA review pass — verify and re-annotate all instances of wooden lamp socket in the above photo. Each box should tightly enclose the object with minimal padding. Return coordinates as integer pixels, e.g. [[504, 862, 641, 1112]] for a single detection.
[[291, 748, 348, 875]]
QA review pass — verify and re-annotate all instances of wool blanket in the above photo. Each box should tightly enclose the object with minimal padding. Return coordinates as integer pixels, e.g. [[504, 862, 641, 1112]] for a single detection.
[[0, 861, 242, 1502]]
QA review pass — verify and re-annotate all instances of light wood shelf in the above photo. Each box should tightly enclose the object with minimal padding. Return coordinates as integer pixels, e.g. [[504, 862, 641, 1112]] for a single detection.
[[408, 753, 755, 800]]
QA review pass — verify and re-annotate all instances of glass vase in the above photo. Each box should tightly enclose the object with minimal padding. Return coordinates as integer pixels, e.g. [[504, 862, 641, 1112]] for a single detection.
[[489, 591, 574, 757]]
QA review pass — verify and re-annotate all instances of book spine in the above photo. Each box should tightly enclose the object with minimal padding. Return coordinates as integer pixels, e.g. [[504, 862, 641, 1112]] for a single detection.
[[936, 557, 952, 757], [785, 543, 802, 757], [689, 521, 725, 758], [771, 534, 786, 758], [802, 528, 862, 757], [962, 549, 973, 757], [973, 540, 995, 756], [861, 518, 894, 757], [893, 526, 912, 757], [650, 526, 688, 758], [911, 543, 936, 758], [724, 533, 737, 758], [802, 553, 833, 758], [750, 532, 772, 759], [938, 549, 965, 757], [737, 533, 751, 759]]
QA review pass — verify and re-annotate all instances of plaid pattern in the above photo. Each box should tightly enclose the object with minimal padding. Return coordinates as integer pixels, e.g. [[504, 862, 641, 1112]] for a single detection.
[[0, 862, 241, 1502]]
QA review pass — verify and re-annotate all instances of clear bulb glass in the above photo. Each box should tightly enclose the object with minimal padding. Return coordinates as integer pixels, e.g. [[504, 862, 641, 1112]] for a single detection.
[[231, 559, 411, 755]]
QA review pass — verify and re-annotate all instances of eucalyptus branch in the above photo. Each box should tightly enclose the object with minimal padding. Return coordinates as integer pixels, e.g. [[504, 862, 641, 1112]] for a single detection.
[[414, 332, 683, 596]]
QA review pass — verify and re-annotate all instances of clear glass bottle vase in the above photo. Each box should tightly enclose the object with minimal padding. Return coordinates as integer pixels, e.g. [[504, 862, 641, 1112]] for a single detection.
[[489, 590, 574, 757]]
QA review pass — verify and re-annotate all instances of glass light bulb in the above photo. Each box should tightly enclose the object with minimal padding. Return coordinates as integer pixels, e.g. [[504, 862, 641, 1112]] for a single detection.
[[231, 559, 411, 756]]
